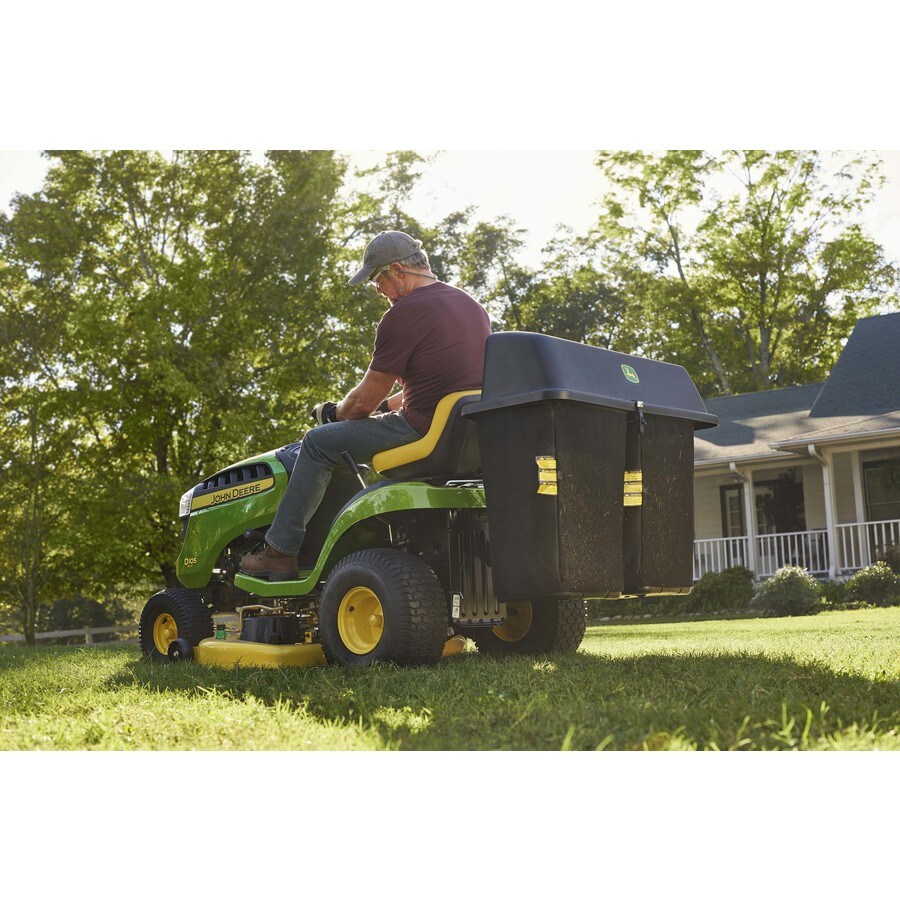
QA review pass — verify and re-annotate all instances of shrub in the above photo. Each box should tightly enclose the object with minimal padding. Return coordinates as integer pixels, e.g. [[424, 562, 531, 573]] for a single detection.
[[752, 566, 821, 617], [687, 566, 755, 613], [819, 579, 848, 606], [875, 543, 900, 575], [585, 596, 676, 619], [584, 566, 755, 620], [844, 562, 900, 607]]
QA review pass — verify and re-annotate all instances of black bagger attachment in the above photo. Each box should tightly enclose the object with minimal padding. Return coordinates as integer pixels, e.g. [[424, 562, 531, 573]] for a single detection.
[[462, 332, 718, 602]]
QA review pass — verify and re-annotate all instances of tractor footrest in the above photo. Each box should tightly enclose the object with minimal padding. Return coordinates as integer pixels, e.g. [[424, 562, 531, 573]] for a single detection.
[[234, 571, 315, 597]]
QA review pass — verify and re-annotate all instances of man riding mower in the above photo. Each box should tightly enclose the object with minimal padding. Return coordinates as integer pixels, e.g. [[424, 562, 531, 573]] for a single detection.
[[139, 331, 717, 669]]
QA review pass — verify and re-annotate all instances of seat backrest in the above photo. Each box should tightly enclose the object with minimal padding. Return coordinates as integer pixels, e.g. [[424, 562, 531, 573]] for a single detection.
[[372, 391, 482, 481]]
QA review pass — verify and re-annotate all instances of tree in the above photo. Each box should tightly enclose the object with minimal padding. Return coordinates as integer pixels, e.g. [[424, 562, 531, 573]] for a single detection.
[[455, 217, 535, 329], [592, 150, 899, 395], [514, 228, 634, 348], [2, 149, 539, 636], [0, 261, 80, 642], [1, 150, 356, 592]]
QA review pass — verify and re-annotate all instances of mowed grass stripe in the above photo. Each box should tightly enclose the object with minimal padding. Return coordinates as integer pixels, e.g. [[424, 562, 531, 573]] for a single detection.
[[1, 608, 897, 750]]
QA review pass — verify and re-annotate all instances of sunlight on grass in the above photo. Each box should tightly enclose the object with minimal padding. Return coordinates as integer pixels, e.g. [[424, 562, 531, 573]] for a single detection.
[[1, 608, 898, 750], [371, 705, 433, 733], [531, 661, 557, 674]]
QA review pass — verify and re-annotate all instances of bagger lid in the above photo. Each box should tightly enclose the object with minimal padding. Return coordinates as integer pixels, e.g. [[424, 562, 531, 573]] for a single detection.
[[462, 332, 718, 429]]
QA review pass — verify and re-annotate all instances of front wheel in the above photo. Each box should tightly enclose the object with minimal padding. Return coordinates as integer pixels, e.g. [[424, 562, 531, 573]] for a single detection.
[[460, 597, 587, 657], [319, 549, 448, 667], [139, 588, 214, 661]]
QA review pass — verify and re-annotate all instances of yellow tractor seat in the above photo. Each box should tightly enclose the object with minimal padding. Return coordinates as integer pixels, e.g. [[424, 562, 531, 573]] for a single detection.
[[372, 391, 482, 481]]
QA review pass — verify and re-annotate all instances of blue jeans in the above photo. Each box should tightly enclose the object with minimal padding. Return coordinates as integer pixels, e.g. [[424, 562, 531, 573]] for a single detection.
[[265, 412, 420, 555]]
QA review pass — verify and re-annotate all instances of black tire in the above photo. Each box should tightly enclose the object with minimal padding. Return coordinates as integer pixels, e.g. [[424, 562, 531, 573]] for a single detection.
[[168, 638, 194, 662], [460, 597, 587, 657], [139, 588, 214, 661], [319, 549, 448, 667]]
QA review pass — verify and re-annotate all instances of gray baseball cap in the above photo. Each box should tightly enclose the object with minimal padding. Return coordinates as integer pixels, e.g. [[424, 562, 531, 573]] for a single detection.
[[348, 231, 422, 285]]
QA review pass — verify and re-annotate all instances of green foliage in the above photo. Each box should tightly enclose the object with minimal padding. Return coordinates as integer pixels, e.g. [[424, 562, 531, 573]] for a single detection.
[[2, 150, 358, 593], [687, 566, 756, 612], [592, 150, 899, 396], [753, 566, 822, 617], [819, 579, 848, 606], [875, 543, 900, 575], [586, 567, 755, 619], [454, 216, 534, 329], [844, 562, 900, 607], [514, 229, 635, 348]]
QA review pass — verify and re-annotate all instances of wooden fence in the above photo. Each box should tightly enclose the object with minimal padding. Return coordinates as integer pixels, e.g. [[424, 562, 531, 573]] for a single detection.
[[0, 624, 139, 644]]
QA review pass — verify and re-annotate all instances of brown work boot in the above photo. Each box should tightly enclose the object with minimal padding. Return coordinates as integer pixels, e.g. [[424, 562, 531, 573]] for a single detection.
[[239, 545, 299, 581]]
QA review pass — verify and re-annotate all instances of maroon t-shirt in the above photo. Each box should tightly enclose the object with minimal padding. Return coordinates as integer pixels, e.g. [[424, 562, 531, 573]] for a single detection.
[[370, 281, 491, 435]]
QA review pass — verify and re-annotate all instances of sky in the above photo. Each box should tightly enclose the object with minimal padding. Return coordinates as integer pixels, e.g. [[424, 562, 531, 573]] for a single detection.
[[4, 148, 900, 270]]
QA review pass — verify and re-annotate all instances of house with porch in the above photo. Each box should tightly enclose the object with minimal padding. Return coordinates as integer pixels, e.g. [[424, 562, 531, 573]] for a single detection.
[[692, 311, 900, 581]]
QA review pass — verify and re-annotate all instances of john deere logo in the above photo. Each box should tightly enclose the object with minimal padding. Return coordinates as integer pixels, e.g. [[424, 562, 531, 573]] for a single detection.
[[621, 364, 640, 384]]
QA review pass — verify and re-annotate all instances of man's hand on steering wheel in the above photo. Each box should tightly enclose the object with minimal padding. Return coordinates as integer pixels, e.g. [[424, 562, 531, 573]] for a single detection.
[[311, 401, 338, 425]]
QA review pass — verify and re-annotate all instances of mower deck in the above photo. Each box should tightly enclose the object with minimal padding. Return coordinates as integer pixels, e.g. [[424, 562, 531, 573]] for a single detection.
[[194, 638, 326, 669], [191, 634, 468, 669]]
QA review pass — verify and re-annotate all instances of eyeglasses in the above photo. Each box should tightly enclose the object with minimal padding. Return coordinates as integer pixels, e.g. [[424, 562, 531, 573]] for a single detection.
[[369, 264, 393, 286]]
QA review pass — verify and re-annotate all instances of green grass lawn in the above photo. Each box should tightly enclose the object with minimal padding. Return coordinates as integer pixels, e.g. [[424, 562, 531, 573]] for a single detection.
[[1, 607, 898, 750]]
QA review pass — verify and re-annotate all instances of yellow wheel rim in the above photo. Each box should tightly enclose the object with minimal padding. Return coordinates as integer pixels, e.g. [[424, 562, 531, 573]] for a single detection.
[[337, 587, 384, 655], [492, 601, 533, 643], [152, 613, 178, 653]]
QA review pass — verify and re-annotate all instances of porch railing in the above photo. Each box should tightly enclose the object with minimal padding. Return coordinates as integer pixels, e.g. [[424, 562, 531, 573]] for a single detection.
[[693, 518, 900, 579], [693, 537, 749, 580], [755, 529, 829, 578], [835, 519, 900, 572]]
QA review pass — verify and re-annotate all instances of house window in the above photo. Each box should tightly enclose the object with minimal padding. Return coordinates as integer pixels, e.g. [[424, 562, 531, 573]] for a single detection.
[[719, 469, 806, 537], [756, 470, 806, 534], [754, 483, 777, 535], [720, 485, 744, 537], [863, 459, 900, 522]]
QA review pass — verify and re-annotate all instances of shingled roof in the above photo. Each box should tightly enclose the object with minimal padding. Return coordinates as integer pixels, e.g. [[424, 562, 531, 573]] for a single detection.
[[695, 384, 824, 464], [694, 311, 900, 466], [808, 311, 900, 418]]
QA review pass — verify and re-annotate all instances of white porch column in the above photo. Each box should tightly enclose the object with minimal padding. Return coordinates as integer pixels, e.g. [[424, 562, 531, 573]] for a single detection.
[[730, 462, 758, 575], [850, 450, 871, 567], [810, 444, 838, 578]]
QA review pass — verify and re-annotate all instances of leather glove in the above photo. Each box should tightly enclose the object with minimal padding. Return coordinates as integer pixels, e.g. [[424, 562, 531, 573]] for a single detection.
[[311, 401, 338, 425]]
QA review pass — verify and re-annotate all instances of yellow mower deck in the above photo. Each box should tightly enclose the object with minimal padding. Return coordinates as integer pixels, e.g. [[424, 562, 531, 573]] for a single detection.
[[190, 634, 468, 669], [193, 638, 326, 669]]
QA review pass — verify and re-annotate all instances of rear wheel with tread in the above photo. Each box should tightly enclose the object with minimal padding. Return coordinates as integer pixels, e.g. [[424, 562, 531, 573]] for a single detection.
[[460, 597, 587, 657], [319, 549, 447, 667]]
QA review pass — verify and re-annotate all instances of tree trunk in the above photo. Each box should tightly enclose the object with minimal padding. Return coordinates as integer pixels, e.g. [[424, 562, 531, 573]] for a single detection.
[[689, 308, 732, 394], [24, 579, 36, 646], [667, 218, 733, 395]]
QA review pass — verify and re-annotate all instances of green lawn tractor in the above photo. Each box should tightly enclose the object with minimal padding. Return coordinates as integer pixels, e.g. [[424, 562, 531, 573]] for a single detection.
[[139, 332, 717, 669]]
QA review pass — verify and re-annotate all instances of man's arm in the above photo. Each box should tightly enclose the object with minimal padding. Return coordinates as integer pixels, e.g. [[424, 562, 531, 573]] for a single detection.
[[336, 368, 399, 420]]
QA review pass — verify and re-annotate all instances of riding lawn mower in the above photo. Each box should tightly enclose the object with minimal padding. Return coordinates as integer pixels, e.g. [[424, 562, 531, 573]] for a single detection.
[[139, 331, 717, 668]]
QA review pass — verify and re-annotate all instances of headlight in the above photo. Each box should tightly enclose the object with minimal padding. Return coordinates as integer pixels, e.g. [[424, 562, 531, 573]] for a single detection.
[[179, 488, 195, 518]]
